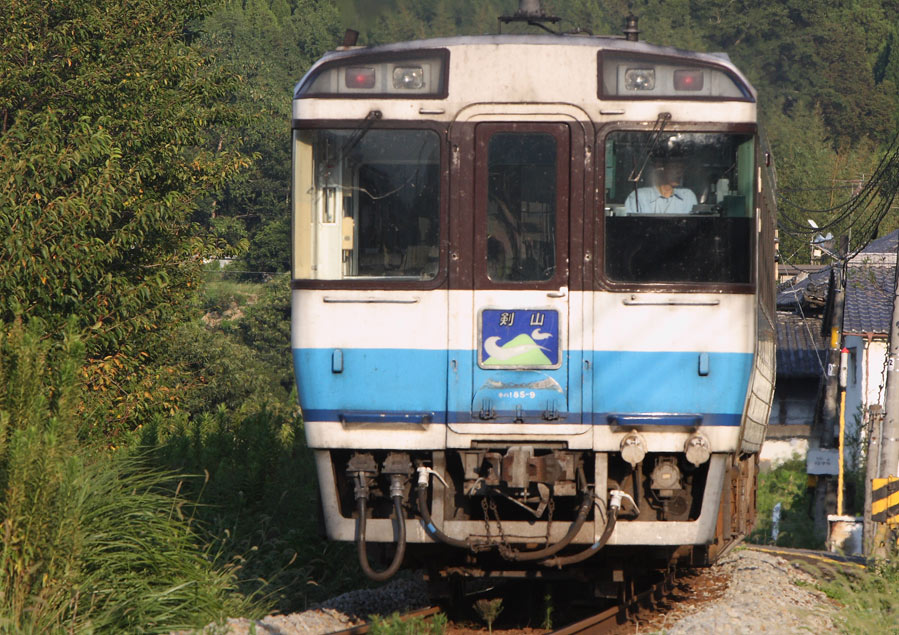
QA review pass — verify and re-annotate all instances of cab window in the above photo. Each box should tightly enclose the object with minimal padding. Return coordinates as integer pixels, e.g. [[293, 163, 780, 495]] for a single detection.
[[293, 129, 440, 280], [603, 131, 754, 284]]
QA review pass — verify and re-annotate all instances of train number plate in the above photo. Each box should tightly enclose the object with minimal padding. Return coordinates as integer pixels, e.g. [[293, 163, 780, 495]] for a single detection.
[[479, 309, 560, 369]]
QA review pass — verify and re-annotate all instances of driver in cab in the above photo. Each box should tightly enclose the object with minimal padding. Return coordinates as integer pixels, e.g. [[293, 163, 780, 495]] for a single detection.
[[624, 161, 697, 214]]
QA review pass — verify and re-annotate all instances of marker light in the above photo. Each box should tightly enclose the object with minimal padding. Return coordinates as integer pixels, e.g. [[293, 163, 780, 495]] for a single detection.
[[345, 67, 375, 89], [674, 69, 704, 91], [393, 66, 424, 89], [599, 52, 751, 99], [624, 68, 655, 91], [297, 50, 447, 98]]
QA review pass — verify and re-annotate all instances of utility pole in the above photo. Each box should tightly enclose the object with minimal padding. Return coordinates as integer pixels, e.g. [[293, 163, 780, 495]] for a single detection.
[[864, 405, 883, 551], [815, 243, 847, 538], [869, 237, 899, 555], [878, 255, 899, 481], [821, 264, 846, 448]]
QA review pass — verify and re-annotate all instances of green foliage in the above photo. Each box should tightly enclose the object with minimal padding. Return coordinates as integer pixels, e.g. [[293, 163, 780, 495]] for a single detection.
[[541, 591, 554, 630], [134, 271, 362, 613], [0, 0, 251, 434], [199, 0, 341, 273], [200, 272, 263, 316], [749, 456, 823, 549], [369, 611, 448, 635], [139, 405, 360, 613], [473, 598, 504, 634], [0, 320, 259, 633], [231, 276, 294, 388], [170, 275, 293, 418], [819, 550, 899, 634]]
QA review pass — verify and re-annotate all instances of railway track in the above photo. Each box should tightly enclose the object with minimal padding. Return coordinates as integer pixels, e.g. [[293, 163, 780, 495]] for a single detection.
[[549, 567, 678, 635], [324, 545, 859, 635], [325, 566, 685, 635]]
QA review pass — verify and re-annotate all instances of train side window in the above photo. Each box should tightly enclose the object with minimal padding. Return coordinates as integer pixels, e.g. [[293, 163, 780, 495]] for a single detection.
[[293, 128, 440, 280], [485, 133, 557, 282], [602, 131, 754, 285]]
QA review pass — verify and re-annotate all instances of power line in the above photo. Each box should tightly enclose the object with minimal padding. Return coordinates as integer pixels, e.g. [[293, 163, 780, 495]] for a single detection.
[[775, 129, 899, 257]]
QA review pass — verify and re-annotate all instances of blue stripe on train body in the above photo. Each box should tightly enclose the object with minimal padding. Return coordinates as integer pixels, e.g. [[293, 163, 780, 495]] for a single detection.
[[292, 348, 752, 425]]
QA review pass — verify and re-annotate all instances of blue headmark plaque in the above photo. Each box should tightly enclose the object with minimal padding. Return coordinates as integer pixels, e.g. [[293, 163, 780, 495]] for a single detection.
[[479, 309, 560, 369]]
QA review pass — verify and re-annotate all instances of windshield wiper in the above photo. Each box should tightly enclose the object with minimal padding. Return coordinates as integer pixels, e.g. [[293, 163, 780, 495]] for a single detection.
[[627, 112, 672, 183], [341, 110, 382, 156]]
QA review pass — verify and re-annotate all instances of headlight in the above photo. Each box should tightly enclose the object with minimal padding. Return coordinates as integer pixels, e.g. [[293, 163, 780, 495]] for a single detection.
[[393, 66, 424, 89], [624, 68, 655, 91]]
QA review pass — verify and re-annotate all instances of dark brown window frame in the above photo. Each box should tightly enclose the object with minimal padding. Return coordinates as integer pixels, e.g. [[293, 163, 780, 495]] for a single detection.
[[290, 119, 450, 291], [472, 122, 574, 292], [595, 121, 758, 294]]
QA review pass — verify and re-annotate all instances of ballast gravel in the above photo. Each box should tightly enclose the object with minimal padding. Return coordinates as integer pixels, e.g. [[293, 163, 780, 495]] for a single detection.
[[179, 548, 840, 634], [657, 548, 839, 634], [185, 574, 431, 635]]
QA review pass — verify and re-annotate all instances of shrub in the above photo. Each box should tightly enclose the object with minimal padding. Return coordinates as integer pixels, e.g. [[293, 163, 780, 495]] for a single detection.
[[140, 406, 360, 613], [750, 456, 823, 549], [0, 320, 259, 632]]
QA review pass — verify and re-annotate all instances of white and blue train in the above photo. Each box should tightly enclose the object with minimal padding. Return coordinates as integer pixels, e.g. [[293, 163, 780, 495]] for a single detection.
[[291, 9, 776, 581]]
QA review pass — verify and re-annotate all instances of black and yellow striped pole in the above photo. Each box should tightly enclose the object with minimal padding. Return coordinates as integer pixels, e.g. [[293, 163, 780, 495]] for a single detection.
[[871, 476, 899, 556], [871, 235, 899, 556], [872, 477, 899, 525]]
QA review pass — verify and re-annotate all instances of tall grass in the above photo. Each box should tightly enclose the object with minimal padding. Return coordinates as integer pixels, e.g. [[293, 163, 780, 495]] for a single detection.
[[0, 320, 260, 633], [140, 406, 362, 613], [819, 552, 899, 633]]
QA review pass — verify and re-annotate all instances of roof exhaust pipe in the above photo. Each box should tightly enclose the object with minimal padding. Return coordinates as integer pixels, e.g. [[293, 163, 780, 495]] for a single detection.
[[517, 0, 546, 17], [499, 0, 560, 33], [623, 14, 640, 41]]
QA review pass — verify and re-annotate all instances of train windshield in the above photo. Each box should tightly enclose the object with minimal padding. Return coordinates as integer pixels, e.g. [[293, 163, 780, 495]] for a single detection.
[[603, 132, 754, 285], [293, 128, 440, 280]]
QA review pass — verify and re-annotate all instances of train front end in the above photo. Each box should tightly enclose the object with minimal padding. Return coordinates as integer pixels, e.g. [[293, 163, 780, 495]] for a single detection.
[[291, 35, 776, 579]]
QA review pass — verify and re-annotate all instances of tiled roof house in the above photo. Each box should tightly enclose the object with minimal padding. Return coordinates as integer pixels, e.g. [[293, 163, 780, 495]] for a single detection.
[[766, 266, 829, 462], [841, 229, 899, 437]]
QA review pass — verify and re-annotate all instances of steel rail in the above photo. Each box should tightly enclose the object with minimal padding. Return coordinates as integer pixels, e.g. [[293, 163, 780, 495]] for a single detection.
[[549, 567, 678, 635]]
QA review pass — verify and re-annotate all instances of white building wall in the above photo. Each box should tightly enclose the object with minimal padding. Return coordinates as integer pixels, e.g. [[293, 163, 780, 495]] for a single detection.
[[759, 437, 809, 466], [843, 335, 887, 469]]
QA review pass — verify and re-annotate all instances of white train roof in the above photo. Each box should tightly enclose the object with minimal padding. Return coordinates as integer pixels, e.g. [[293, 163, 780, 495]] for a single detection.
[[294, 34, 757, 123]]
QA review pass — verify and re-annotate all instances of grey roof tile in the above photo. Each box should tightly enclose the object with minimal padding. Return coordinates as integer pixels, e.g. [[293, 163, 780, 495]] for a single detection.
[[860, 230, 898, 254], [850, 229, 898, 265], [777, 265, 831, 311], [776, 311, 826, 378], [844, 265, 894, 335]]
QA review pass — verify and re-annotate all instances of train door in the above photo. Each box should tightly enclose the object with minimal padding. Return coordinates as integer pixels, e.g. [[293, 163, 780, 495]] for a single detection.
[[447, 121, 589, 435]]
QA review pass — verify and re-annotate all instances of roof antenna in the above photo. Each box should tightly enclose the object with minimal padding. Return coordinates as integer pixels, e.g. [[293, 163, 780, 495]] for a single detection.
[[498, 0, 561, 34]]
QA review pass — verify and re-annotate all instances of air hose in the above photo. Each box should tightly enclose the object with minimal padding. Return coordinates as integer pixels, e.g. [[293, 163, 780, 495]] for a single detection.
[[416, 466, 470, 548], [540, 489, 636, 568], [355, 474, 407, 581], [415, 466, 594, 560], [499, 489, 595, 561]]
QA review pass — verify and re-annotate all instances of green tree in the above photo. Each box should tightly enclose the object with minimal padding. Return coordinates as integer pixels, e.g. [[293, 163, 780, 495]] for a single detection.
[[0, 0, 248, 431], [200, 0, 341, 273]]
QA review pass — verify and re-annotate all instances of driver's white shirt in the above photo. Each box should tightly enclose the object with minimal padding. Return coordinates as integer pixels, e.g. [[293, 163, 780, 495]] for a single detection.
[[624, 187, 697, 214]]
